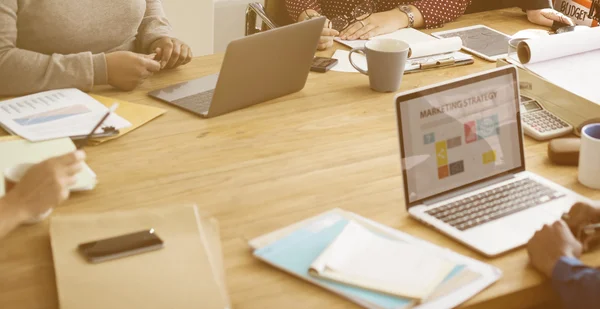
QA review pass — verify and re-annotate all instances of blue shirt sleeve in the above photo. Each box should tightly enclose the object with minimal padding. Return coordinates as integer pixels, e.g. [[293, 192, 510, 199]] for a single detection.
[[552, 256, 600, 309]]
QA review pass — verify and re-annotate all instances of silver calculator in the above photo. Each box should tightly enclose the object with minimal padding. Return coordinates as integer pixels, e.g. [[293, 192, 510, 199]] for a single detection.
[[520, 95, 572, 141]]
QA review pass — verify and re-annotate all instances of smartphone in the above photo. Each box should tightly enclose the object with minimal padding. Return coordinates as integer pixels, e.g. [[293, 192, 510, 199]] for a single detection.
[[310, 57, 338, 73], [78, 229, 164, 263]]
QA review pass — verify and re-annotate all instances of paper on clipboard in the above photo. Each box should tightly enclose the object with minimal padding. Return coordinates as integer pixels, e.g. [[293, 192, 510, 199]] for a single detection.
[[331, 49, 473, 73], [334, 28, 464, 59]]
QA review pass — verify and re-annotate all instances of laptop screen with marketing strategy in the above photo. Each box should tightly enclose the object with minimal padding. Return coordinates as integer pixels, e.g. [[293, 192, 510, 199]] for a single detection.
[[396, 67, 525, 207]]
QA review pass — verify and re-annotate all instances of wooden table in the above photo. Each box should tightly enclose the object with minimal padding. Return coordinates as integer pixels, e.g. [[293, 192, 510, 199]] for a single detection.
[[2, 8, 599, 309]]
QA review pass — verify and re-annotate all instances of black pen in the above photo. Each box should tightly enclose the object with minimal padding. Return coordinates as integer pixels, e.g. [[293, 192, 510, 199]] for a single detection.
[[76, 103, 119, 149]]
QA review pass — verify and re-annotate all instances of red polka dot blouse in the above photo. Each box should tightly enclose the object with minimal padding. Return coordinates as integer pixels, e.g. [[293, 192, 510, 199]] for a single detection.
[[286, 0, 472, 29]]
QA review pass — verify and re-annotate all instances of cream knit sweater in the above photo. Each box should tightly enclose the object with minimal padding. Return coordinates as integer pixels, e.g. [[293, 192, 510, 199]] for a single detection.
[[0, 0, 172, 96]]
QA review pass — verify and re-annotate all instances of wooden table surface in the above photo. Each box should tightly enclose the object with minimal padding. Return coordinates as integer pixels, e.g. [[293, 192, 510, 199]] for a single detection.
[[2, 8, 599, 309]]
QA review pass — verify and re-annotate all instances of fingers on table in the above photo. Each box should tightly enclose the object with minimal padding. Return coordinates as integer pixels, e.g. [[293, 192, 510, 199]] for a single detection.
[[340, 21, 365, 40]]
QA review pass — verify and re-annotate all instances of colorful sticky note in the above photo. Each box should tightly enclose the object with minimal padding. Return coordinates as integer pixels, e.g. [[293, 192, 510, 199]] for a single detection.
[[482, 150, 496, 164], [423, 132, 435, 145], [477, 115, 500, 139], [447, 136, 462, 149], [438, 165, 449, 179], [464, 121, 477, 144], [449, 161, 465, 175], [435, 141, 448, 167]]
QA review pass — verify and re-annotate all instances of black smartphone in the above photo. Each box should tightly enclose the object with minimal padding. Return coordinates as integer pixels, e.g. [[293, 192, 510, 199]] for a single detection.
[[78, 229, 164, 263], [310, 57, 338, 73]]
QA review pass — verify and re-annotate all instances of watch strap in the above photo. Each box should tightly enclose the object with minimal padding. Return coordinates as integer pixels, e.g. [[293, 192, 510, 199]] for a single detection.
[[398, 5, 415, 28]]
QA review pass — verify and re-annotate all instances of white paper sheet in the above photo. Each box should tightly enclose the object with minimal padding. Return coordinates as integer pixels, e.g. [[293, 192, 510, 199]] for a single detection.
[[0, 89, 131, 142], [331, 49, 472, 74], [518, 27, 600, 103], [519, 27, 600, 64], [335, 28, 462, 59], [311, 221, 455, 300]]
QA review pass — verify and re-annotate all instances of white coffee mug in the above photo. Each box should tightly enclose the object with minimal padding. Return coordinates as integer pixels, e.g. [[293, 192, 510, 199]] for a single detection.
[[578, 124, 600, 189], [4, 163, 54, 224]]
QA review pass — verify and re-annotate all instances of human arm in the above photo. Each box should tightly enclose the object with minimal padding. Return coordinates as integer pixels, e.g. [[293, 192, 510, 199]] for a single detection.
[[0, 198, 27, 240], [290, 2, 338, 50], [286, 0, 322, 23], [142, 0, 193, 69], [0, 0, 107, 96], [503, 0, 574, 26], [0, 152, 85, 239], [340, 0, 470, 40], [552, 257, 600, 309]]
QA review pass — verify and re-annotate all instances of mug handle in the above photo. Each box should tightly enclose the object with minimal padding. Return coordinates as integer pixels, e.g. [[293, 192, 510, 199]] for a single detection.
[[349, 47, 368, 75]]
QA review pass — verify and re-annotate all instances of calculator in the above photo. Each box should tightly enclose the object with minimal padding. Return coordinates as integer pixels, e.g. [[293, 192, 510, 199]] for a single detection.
[[520, 96, 572, 141]]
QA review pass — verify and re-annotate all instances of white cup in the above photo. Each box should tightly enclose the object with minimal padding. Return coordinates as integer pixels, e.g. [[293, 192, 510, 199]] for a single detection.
[[4, 163, 53, 224], [578, 124, 600, 189]]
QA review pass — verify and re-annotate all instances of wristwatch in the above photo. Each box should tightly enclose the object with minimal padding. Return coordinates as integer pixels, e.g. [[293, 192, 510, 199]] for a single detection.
[[398, 5, 415, 28]]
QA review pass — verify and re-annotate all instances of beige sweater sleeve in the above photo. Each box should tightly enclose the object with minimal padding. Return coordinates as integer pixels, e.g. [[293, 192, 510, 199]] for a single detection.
[[0, 0, 107, 96], [137, 0, 173, 53]]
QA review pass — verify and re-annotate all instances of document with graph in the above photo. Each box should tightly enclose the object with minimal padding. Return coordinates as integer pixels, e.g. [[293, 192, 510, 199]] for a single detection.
[[0, 89, 131, 141]]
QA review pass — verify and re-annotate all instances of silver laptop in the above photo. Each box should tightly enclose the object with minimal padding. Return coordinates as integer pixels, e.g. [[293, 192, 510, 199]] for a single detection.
[[395, 66, 588, 257], [148, 17, 326, 118]]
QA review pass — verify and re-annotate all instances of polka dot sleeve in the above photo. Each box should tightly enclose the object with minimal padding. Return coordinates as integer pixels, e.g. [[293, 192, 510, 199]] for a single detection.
[[285, 0, 322, 22], [410, 0, 471, 29]]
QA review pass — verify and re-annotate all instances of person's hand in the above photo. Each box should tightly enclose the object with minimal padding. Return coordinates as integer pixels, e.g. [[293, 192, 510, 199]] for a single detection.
[[563, 202, 600, 239], [527, 220, 583, 277], [318, 23, 339, 50], [150, 37, 193, 70], [106, 51, 161, 91], [339, 10, 406, 41], [3, 151, 86, 223], [526, 9, 574, 27]]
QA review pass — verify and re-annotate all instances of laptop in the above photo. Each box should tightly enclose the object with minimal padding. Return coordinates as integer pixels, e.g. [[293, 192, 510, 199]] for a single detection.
[[148, 17, 326, 118], [395, 66, 588, 257]]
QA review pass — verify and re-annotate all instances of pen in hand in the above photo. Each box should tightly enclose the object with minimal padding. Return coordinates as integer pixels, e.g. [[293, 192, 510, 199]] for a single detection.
[[76, 103, 119, 150]]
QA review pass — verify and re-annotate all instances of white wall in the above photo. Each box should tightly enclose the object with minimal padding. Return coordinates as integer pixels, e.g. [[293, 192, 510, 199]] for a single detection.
[[161, 0, 215, 56], [214, 0, 263, 53]]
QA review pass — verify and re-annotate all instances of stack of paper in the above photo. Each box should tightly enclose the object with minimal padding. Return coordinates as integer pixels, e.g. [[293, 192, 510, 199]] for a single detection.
[[0, 136, 96, 195], [250, 209, 501, 309], [332, 28, 473, 74], [515, 27, 600, 104], [50, 205, 230, 309], [309, 221, 456, 301], [0, 89, 132, 142]]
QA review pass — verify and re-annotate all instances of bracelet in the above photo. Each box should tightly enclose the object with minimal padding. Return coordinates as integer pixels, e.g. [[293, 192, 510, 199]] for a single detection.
[[398, 5, 415, 28]]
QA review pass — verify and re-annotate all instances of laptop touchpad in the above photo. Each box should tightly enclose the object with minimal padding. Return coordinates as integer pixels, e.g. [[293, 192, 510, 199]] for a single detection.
[[149, 74, 219, 102]]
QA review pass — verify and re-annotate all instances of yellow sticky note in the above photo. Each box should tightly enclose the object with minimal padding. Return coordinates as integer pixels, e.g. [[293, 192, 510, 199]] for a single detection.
[[482, 150, 496, 164], [436, 141, 448, 167]]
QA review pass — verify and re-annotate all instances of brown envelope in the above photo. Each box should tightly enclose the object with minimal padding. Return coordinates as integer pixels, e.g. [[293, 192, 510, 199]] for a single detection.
[[50, 205, 228, 309], [88, 94, 166, 145]]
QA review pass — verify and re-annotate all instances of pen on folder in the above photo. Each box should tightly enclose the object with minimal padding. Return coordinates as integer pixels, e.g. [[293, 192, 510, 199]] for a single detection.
[[76, 103, 119, 149]]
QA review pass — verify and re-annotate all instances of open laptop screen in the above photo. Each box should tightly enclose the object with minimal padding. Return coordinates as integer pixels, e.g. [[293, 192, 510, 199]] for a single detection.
[[396, 67, 524, 207]]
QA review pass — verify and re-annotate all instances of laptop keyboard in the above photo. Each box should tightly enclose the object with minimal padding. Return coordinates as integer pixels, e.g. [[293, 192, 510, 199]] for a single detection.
[[172, 89, 214, 115], [425, 179, 564, 231]]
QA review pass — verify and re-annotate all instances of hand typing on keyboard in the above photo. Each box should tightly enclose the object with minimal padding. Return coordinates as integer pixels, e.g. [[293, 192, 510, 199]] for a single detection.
[[562, 202, 600, 251], [527, 220, 582, 277]]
